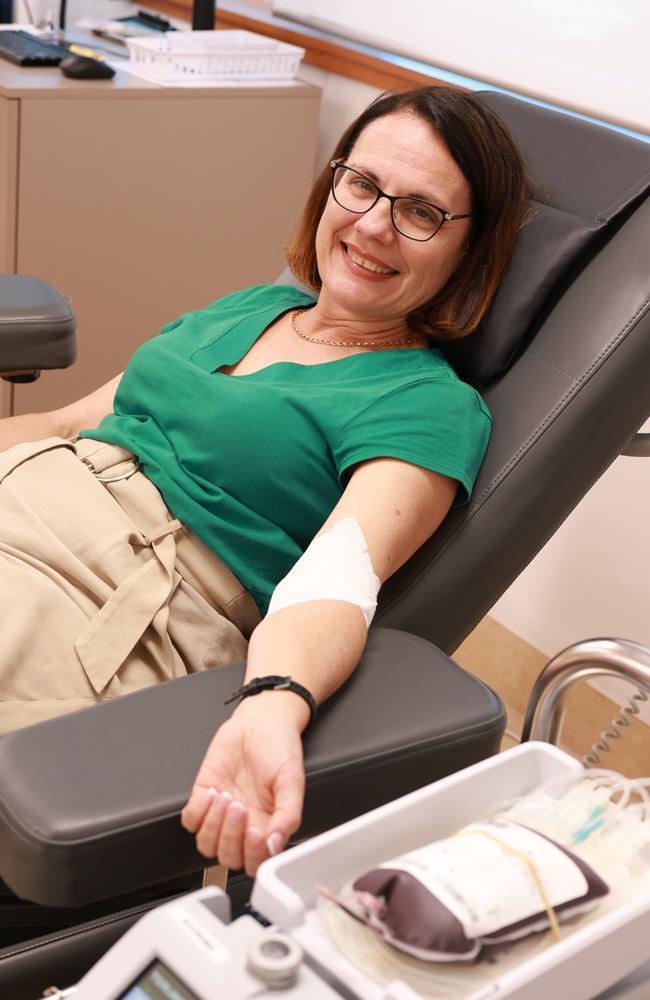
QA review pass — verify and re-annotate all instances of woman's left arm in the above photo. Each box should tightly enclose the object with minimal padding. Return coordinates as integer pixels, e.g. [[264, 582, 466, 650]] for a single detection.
[[181, 458, 457, 875]]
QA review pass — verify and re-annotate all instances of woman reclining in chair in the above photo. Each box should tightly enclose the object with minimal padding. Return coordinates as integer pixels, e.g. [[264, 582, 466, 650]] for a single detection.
[[0, 87, 528, 876]]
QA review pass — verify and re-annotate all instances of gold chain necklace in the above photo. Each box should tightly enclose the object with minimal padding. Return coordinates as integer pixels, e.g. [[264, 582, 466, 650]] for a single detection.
[[290, 309, 427, 349]]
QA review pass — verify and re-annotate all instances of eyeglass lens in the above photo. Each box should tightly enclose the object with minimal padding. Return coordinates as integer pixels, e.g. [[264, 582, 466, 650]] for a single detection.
[[332, 165, 444, 240]]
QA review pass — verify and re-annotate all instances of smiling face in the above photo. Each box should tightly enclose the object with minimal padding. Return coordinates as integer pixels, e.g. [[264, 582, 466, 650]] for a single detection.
[[314, 111, 472, 330]]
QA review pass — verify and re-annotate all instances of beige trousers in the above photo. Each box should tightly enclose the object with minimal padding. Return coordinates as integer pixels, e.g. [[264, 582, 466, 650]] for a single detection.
[[0, 436, 261, 734]]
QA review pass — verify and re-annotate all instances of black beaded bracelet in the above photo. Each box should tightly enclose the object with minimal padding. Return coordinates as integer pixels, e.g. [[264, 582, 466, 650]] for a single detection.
[[224, 675, 317, 728]]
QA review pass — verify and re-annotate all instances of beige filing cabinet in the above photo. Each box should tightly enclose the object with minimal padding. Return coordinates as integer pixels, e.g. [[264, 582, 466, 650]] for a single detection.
[[0, 62, 320, 416]]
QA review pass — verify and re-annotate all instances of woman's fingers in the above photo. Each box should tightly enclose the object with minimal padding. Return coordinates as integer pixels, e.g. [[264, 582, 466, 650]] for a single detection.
[[266, 830, 286, 857], [185, 785, 302, 875], [266, 761, 305, 856], [194, 790, 234, 858], [180, 785, 219, 834], [244, 825, 269, 876], [187, 790, 263, 873], [216, 799, 248, 870]]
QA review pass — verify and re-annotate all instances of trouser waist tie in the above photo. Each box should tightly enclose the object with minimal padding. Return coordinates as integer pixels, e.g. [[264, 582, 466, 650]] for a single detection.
[[72, 439, 187, 694], [73, 517, 185, 694]]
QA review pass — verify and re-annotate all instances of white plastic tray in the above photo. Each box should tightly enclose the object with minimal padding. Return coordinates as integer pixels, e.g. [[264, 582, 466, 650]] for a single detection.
[[253, 743, 650, 1000], [126, 29, 305, 83]]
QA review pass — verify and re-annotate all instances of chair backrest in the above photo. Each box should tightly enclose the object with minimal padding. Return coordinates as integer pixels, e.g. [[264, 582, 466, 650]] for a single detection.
[[280, 92, 650, 653]]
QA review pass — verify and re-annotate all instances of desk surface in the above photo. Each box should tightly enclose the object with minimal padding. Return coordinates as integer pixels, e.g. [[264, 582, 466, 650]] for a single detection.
[[0, 26, 318, 100], [0, 58, 317, 98]]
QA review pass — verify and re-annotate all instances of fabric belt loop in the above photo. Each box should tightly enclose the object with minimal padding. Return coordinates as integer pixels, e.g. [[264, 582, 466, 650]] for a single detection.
[[77, 441, 137, 477], [144, 519, 184, 544]]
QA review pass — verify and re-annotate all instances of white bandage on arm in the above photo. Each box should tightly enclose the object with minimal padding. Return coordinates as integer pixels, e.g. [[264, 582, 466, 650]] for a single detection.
[[266, 518, 381, 628]]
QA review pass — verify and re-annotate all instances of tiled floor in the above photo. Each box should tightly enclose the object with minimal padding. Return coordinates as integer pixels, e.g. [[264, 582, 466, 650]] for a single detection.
[[454, 617, 650, 778]]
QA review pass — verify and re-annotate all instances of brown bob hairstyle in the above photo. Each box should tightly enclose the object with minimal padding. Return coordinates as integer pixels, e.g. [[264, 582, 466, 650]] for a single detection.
[[286, 86, 531, 340]]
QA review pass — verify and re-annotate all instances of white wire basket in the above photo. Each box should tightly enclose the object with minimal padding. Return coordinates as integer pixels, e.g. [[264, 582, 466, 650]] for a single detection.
[[126, 29, 305, 84]]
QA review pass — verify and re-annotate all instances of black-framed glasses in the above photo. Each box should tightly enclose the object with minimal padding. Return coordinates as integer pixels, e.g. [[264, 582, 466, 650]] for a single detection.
[[330, 161, 471, 242]]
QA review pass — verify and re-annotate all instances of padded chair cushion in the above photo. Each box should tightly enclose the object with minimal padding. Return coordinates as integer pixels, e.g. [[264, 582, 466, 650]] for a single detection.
[[0, 275, 76, 372], [0, 629, 504, 908], [440, 92, 650, 383]]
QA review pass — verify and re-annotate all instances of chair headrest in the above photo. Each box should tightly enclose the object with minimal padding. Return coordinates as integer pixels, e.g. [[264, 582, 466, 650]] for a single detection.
[[440, 92, 650, 384]]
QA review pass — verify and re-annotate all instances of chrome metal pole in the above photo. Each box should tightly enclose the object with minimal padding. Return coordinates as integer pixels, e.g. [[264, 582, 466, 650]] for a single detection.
[[522, 638, 650, 746]]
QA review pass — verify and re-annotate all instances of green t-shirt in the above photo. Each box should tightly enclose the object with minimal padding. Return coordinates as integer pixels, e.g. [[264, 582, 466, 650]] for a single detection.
[[82, 284, 491, 614]]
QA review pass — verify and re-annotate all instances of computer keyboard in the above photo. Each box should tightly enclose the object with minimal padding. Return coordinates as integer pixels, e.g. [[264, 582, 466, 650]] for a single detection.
[[0, 30, 72, 67]]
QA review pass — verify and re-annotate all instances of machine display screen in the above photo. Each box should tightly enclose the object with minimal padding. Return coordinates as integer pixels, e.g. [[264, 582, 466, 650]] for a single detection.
[[119, 959, 201, 1000]]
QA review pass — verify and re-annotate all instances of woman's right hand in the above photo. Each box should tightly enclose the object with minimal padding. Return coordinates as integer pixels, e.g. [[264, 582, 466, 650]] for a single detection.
[[180, 693, 307, 876]]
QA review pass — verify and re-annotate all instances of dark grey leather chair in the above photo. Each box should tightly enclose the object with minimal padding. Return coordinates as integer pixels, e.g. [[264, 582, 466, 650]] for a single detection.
[[0, 91, 649, 997], [0, 274, 76, 385]]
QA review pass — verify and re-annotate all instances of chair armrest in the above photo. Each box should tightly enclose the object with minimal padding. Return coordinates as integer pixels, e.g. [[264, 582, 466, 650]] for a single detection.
[[0, 275, 76, 375], [0, 628, 504, 907]]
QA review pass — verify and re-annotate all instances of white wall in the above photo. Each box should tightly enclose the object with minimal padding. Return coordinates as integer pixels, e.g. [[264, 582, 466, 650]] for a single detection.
[[13, 0, 133, 28], [491, 435, 650, 656], [295, 63, 381, 169], [491, 421, 650, 719], [275, 0, 650, 133]]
